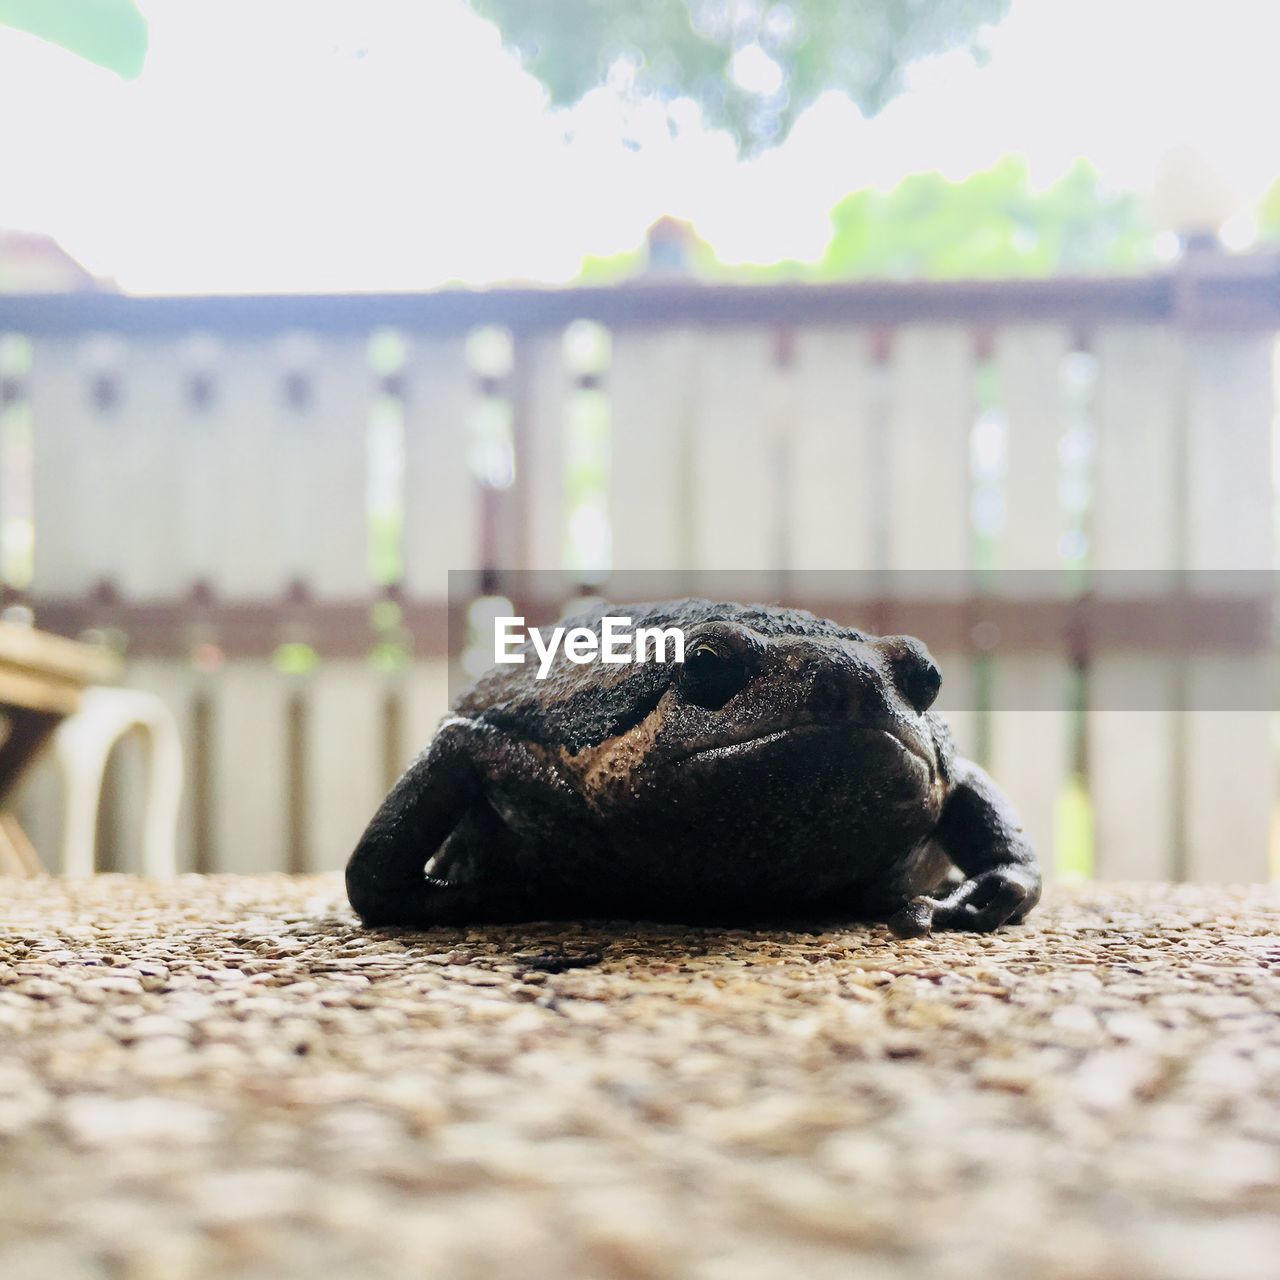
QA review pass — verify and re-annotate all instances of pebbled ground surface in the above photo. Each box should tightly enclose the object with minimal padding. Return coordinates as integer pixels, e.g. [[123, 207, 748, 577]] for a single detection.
[[0, 876, 1278, 1280]]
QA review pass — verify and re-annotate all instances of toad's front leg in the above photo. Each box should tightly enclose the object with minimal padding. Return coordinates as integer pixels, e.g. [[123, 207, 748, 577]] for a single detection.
[[888, 758, 1041, 937], [345, 717, 580, 927]]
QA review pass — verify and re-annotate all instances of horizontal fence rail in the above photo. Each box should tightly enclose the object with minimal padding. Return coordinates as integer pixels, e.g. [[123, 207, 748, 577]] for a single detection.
[[2, 254, 1279, 334], [13, 587, 1277, 661], [1, 254, 1278, 884]]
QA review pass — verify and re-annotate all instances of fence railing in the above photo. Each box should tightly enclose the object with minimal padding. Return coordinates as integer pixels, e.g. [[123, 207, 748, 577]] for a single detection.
[[2, 251, 1279, 881]]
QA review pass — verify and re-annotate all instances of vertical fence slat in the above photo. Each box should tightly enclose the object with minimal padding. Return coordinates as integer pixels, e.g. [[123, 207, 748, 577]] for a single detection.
[[521, 332, 573, 574], [30, 337, 101, 594], [402, 337, 478, 600], [406, 658, 453, 770], [282, 337, 373, 601], [885, 328, 972, 573], [608, 329, 697, 573], [1184, 332, 1275, 881], [209, 661, 289, 873], [611, 327, 789, 587], [32, 335, 155, 595], [885, 327, 978, 758], [177, 344, 238, 593], [1088, 326, 1180, 879], [212, 340, 296, 598], [311, 336, 376, 599], [987, 328, 1071, 876], [199, 341, 349, 874], [111, 341, 185, 599], [398, 335, 478, 791], [692, 329, 782, 584], [788, 329, 878, 571], [306, 662, 386, 872]]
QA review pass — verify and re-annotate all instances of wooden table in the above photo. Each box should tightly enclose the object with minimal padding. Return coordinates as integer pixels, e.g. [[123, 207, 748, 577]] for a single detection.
[[0, 621, 120, 873]]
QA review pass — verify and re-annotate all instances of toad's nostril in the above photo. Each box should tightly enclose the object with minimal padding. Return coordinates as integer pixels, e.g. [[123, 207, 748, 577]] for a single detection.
[[803, 657, 867, 723]]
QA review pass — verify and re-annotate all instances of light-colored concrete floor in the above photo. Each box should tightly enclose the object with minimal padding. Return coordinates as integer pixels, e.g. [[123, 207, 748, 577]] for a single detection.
[[1, 876, 1278, 1280]]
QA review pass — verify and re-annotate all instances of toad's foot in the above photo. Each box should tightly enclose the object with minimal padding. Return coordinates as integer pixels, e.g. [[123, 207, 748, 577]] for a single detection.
[[888, 865, 1039, 938]]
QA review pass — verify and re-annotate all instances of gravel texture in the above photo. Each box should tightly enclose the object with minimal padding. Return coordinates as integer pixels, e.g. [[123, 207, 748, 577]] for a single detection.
[[1, 875, 1278, 1280]]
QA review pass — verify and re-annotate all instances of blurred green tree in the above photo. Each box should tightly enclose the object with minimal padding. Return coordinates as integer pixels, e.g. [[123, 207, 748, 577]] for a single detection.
[[0, 0, 147, 78], [821, 159, 1152, 277], [1258, 178, 1280, 240], [579, 160, 1154, 281], [473, 0, 1010, 152]]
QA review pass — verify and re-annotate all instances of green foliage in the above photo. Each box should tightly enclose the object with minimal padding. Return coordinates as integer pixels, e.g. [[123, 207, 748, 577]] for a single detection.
[[271, 642, 320, 676], [472, 0, 1010, 153], [578, 246, 648, 285], [578, 160, 1156, 283], [0, 0, 147, 78], [578, 227, 723, 283], [1055, 773, 1094, 880], [1258, 177, 1280, 238], [821, 159, 1154, 278]]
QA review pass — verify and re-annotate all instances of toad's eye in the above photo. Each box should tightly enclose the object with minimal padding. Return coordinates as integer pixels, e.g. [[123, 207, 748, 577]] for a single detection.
[[678, 641, 748, 710]]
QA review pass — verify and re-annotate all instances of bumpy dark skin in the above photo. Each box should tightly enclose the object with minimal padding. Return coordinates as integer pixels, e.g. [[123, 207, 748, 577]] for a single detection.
[[346, 600, 1040, 937]]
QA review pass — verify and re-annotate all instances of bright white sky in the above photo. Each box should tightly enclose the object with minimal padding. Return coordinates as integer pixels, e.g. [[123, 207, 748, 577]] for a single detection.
[[1, 0, 1277, 293]]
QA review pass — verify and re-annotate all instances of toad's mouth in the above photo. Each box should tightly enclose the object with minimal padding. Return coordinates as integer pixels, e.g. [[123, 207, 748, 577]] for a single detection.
[[670, 721, 933, 776]]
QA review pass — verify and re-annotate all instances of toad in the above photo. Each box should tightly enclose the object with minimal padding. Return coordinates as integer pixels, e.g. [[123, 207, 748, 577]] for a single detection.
[[347, 600, 1040, 937]]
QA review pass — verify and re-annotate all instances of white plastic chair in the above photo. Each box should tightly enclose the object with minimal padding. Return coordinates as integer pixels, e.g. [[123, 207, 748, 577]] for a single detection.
[[53, 687, 183, 877]]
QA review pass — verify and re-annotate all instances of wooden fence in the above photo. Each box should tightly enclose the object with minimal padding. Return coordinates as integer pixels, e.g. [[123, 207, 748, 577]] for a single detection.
[[2, 251, 1279, 881]]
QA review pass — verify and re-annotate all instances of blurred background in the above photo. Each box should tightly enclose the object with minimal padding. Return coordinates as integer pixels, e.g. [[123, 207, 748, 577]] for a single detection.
[[1, 0, 1278, 886]]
